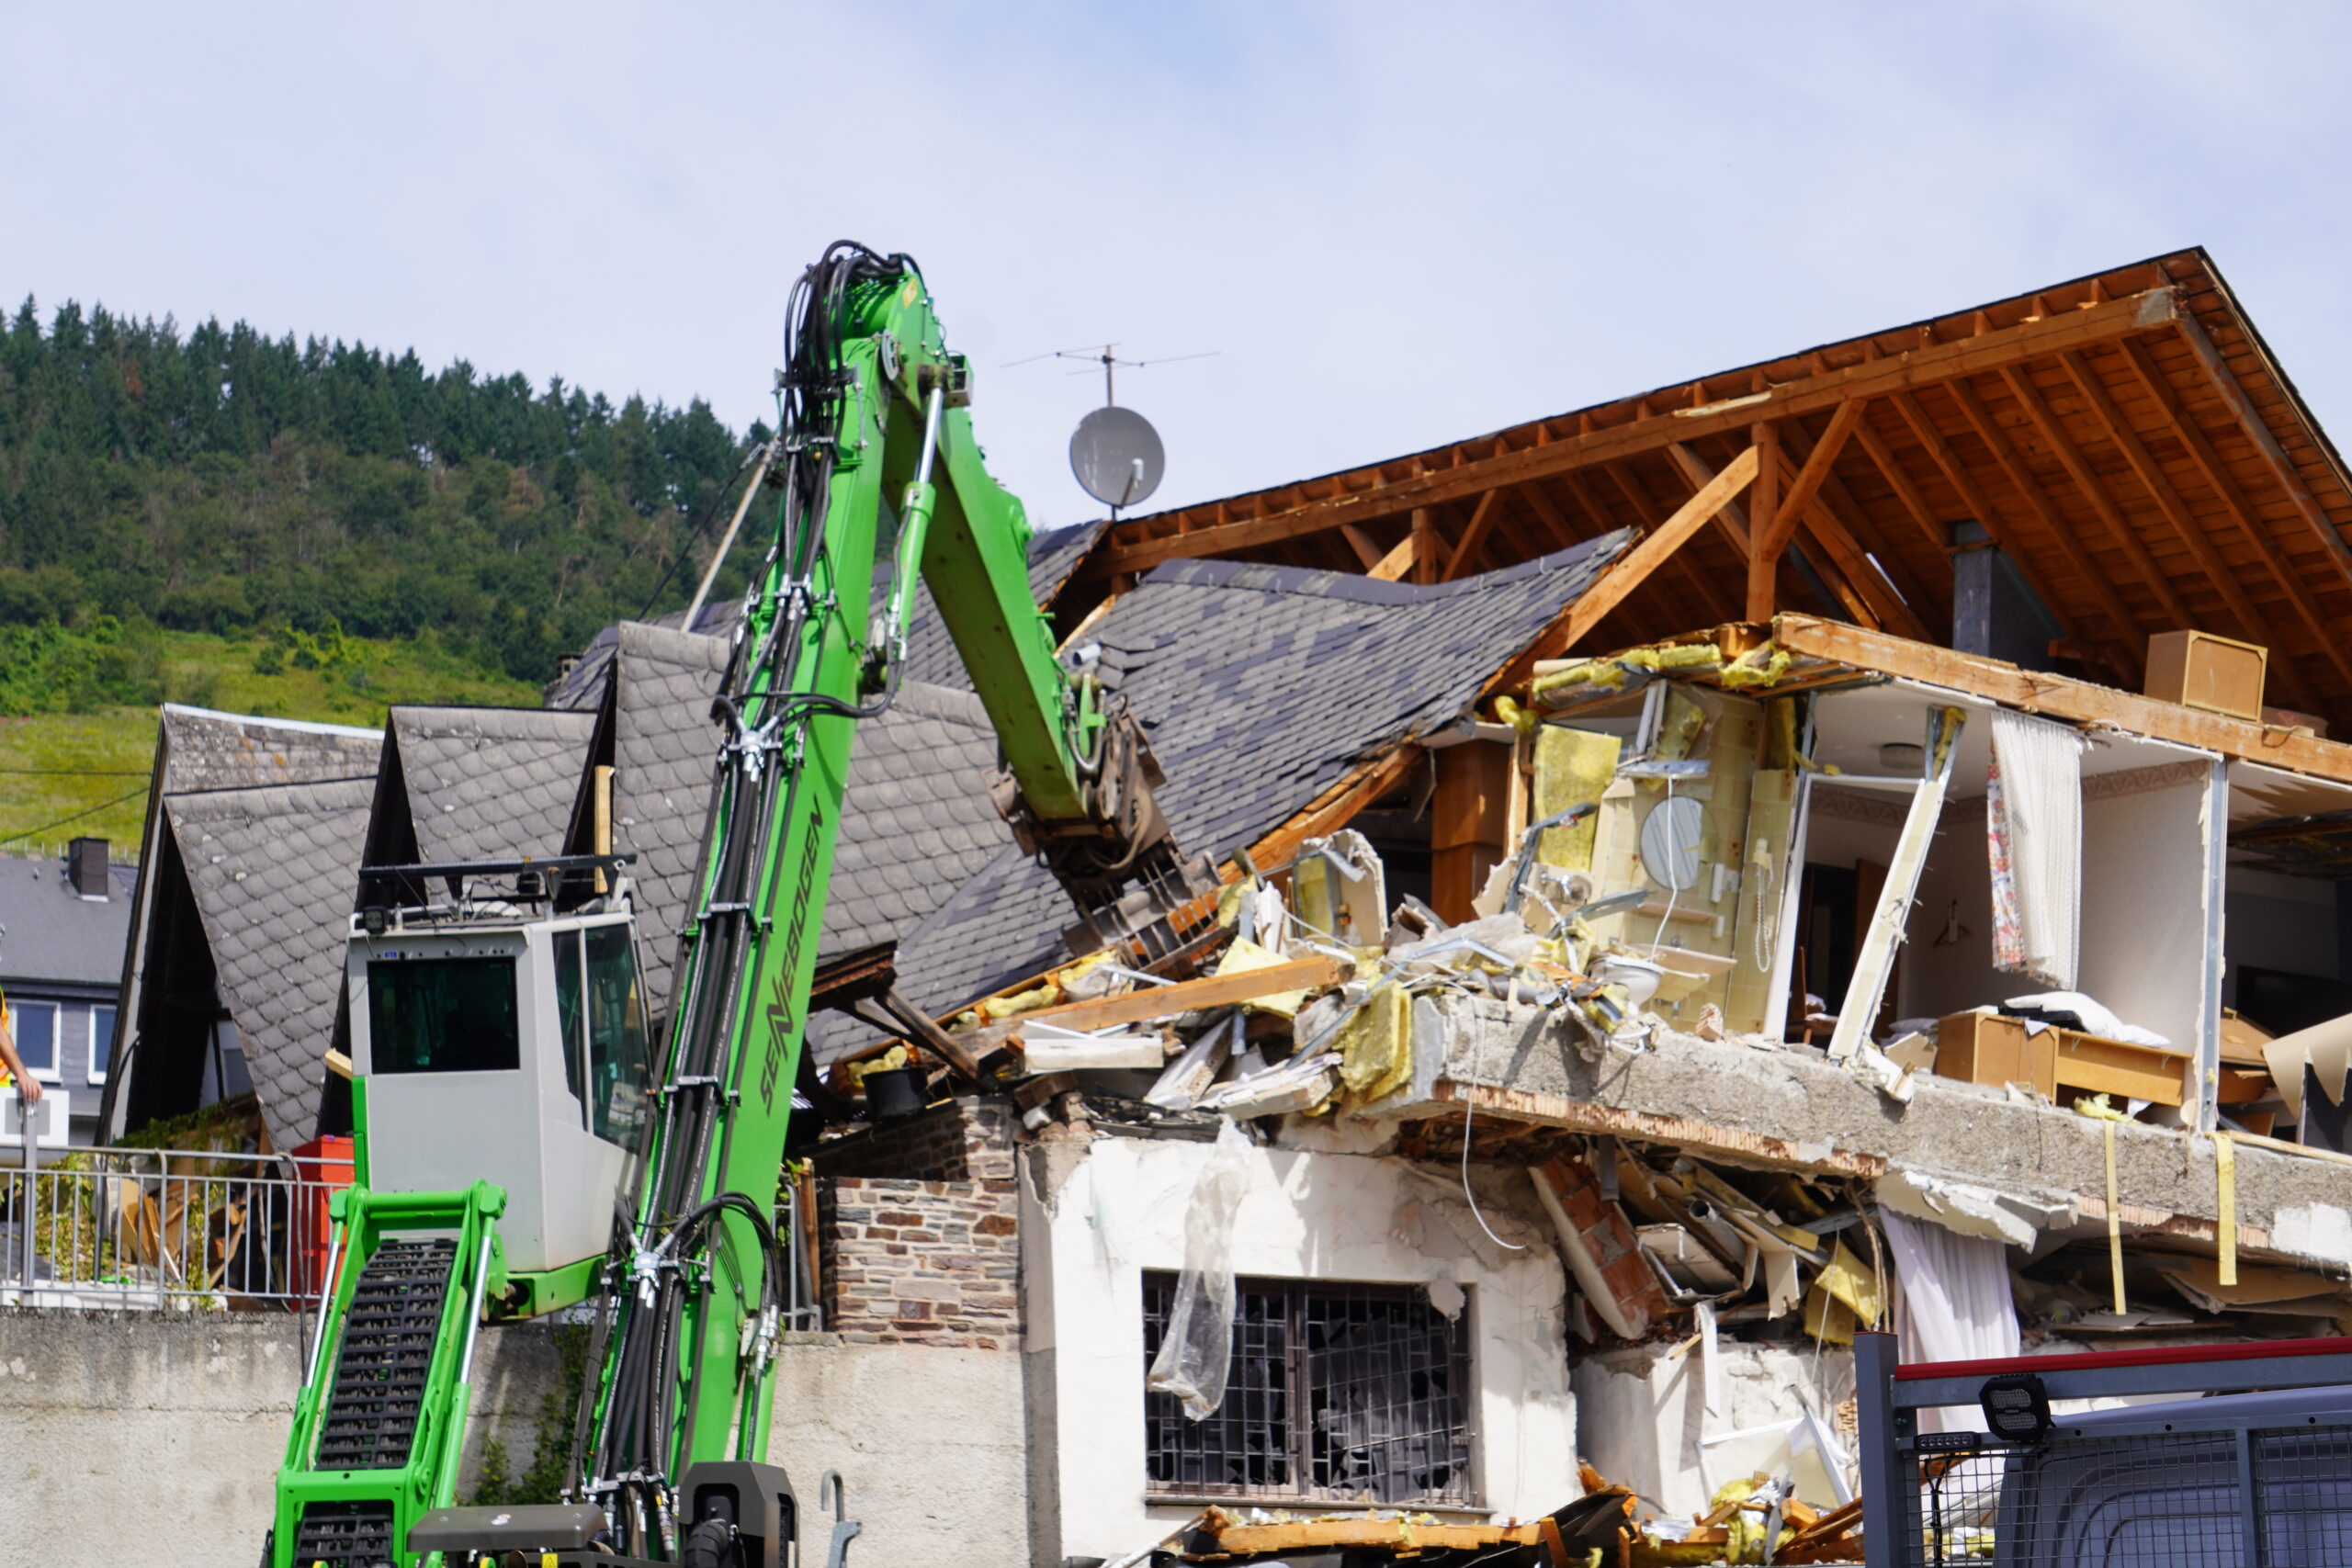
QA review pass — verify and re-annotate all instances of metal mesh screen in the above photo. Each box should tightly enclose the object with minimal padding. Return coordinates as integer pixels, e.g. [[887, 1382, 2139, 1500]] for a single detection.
[[1894, 1422, 2352, 1568], [1142, 1273, 1474, 1506]]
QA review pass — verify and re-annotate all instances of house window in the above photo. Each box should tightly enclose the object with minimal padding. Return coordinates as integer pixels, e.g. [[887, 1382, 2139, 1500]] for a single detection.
[[89, 1005, 116, 1084], [1141, 1272, 1475, 1506], [9, 1001, 61, 1083]]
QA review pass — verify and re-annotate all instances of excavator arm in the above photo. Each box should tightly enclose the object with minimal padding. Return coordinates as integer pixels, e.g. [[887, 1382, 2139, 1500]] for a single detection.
[[560, 243, 1199, 1562]]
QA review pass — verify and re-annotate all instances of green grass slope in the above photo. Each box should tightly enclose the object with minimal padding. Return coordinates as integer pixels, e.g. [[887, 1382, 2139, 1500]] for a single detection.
[[0, 627, 538, 853]]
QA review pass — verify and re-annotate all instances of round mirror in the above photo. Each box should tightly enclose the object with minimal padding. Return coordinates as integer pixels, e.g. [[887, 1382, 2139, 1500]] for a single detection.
[[1637, 795, 1706, 891]]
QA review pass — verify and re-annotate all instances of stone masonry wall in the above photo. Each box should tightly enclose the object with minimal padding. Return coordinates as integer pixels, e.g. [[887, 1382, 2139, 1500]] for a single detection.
[[812, 1096, 1021, 1348]]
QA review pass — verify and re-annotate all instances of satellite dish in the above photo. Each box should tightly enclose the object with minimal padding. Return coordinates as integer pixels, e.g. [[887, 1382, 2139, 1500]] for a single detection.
[[1070, 405, 1165, 511]]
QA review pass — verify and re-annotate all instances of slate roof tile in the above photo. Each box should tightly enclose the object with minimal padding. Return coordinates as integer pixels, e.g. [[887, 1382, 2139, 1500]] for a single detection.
[[388, 705, 597, 865]]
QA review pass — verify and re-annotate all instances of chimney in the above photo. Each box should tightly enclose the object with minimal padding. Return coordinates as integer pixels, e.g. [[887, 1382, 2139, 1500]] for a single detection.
[[1950, 520, 2061, 671], [67, 837, 109, 899]]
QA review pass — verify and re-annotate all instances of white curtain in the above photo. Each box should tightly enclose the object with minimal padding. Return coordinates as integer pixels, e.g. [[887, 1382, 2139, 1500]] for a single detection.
[[1882, 1209, 2020, 1433], [1987, 707, 2087, 988]]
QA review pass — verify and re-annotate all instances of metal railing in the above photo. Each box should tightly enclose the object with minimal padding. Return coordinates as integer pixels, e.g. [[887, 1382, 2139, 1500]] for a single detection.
[[3, 1140, 829, 1325]]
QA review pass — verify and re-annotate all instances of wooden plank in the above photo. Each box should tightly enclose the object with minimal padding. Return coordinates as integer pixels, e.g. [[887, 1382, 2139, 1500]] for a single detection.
[[1942, 375, 2154, 659], [1012, 954, 1350, 1034], [1433, 1079, 1889, 1178], [1249, 743, 1425, 874], [1208, 1519, 1538, 1552], [1338, 522, 1385, 570], [1851, 412, 1953, 552], [1747, 421, 1782, 619], [1587, 462, 1736, 623], [1087, 288, 2185, 574], [1774, 431, 1932, 641], [1996, 363, 2202, 637], [2120, 333, 2352, 627], [1442, 487, 1507, 581], [1890, 387, 2107, 653], [1368, 529, 1419, 581], [1411, 505, 1439, 584], [1810, 455, 1942, 638], [1668, 442, 1753, 556], [2166, 308, 2352, 590], [1763, 399, 1866, 558], [1768, 614, 2352, 781], [2059, 346, 2349, 703], [2054, 1034, 2185, 1107]]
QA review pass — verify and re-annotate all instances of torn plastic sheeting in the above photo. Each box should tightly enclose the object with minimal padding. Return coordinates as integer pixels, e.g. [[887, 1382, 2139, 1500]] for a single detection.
[[1875, 1167, 2076, 1250], [1881, 1207, 2020, 1435], [1147, 1119, 1257, 1420]]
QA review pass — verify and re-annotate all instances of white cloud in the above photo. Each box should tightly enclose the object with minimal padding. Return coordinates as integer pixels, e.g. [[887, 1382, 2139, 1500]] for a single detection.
[[5, 0, 2347, 532]]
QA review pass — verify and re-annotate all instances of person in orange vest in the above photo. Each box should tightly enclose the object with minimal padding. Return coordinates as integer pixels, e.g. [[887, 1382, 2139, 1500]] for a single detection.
[[0, 987, 43, 1107]]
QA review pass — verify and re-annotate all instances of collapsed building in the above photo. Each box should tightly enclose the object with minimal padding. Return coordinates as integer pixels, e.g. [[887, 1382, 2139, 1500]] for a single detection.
[[98, 246, 2352, 1567]]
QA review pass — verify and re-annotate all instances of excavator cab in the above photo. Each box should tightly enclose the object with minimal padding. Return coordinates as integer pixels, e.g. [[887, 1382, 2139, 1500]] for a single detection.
[[347, 856, 652, 1288]]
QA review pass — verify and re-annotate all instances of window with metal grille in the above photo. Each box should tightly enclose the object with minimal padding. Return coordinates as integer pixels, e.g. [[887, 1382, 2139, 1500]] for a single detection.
[[1141, 1272, 1475, 1506]]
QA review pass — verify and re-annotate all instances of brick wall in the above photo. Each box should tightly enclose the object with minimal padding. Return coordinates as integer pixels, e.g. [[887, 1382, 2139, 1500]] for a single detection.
[[815, 1097, 1022, 1348]]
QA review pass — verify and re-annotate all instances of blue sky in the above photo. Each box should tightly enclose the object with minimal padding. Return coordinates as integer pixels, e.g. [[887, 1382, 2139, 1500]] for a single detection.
[[6, 1, 2348, 532]]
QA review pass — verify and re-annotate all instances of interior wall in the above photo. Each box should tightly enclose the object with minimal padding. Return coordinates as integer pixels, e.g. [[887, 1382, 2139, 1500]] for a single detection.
[[2076, 779, 2210, 1048], [1902, 801, 2005, 1022], [2223, 864, 2340, 1012]]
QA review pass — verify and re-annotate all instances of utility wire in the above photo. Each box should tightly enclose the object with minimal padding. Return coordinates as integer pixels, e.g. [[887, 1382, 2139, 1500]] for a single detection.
[[633, 445, 765, 625], [1, 784, 150, 842]]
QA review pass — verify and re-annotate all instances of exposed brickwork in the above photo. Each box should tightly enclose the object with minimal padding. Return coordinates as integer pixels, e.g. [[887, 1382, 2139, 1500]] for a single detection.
[[814, 1097, 1022, 1348], [1532, 1153, 1671, 1339]]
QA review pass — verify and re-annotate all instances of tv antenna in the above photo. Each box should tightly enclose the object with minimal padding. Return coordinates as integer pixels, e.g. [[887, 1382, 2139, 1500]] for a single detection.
[[1002, 344, 1218, 515]]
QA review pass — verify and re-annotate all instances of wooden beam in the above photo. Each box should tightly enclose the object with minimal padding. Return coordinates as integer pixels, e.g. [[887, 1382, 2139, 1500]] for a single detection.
[[1009, 953, 1351, 1035], [1591, 461, 1737, 623], [1668, 442, 1752, 555], [1804, 446, 1942, 638], [1851, 413, 1952, 552], [1249, 744, 1424, 873], [1539, 474, 1672, 642], [1763, 398, 1866, 558], [1088, 288, 2186, 575], [2059, 347, 2349, 703], [2120, 334, 2352, 607], [1771, 440, 1930, 641], [2166, 308, 2352, 591], [1339, 522, 1385, 571], [1368, 529, 1419, 581], [1770, 614, 2352, 780], [1746, 421, 1782, 620], [1996, 365, 2201, 635], [1890, 388, 2107, 653], [1491, 445, 1758, 694], [1410, 506, 1438, 585], [1441, 488, 1507, 581]]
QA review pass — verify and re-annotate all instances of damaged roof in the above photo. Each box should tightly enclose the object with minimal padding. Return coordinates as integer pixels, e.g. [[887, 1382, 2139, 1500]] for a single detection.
[[164, 777, 376, 1154], [1069, 248, 2352, 735], [882, 532, 1631, 1032], [379, 705, 597, 865]]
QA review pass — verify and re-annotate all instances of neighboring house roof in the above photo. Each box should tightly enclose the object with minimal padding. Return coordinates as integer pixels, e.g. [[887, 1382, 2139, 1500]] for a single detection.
[[883, 531, 1632, 1036], [164, 778, 376, 1153], [901, 518, 1104, 690], [0, 852, 137, 989], [149, 704, 384, 794], [376, 705, 598, 865], [818, 680, 1007, 964], [578, 622, 732, 1025], [547, 600, 736, 713]]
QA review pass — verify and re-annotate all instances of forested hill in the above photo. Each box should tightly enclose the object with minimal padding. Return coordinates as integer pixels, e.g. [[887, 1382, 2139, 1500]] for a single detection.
[[0, 297, 762, 686]]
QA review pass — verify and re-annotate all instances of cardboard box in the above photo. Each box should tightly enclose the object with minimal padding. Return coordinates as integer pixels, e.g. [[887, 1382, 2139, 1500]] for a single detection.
[[2145, 629, 2267, 721], [1936, 1011, 2056, 1098]]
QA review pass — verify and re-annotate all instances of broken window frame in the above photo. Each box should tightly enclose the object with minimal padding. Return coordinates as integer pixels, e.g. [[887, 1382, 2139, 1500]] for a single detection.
[[1140, 1271, 1478, 1507]]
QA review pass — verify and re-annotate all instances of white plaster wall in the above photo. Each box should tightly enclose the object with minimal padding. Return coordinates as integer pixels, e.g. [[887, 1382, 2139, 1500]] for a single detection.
[[766, 1337, 1032, 1568], [1023, 1134, 1574, 1564], [2078, 779, 2209, 1051], [1573, 1338, 1855, 1520]]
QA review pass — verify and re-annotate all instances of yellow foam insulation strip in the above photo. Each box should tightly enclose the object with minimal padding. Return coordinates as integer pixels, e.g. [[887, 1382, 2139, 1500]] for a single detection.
[[1533, 725, 1620, 870], [1214, 938, 1315, 1018], [1814, 1238, 1883, 1328], [2215, 1131, 2238, 1287], [1335, 981, 1412, 1102], [2077, 1094, 2131, 1313], [1718, 642, 1792, 690]]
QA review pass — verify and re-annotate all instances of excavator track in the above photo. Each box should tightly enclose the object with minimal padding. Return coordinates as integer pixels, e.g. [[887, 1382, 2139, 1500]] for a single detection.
[[316, 1237, 458, 1469]]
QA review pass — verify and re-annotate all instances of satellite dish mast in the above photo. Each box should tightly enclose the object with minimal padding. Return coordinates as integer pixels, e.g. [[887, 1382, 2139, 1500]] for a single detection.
[[1003, 343, 1216, 516]]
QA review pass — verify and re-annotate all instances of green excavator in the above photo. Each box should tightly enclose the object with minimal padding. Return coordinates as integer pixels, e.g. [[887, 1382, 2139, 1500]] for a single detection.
[[266, 243, 1205, 1568]]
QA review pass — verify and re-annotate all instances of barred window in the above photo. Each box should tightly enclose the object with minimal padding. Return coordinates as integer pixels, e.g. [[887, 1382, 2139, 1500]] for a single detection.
[[1141, 1272, 1475, 1506]]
